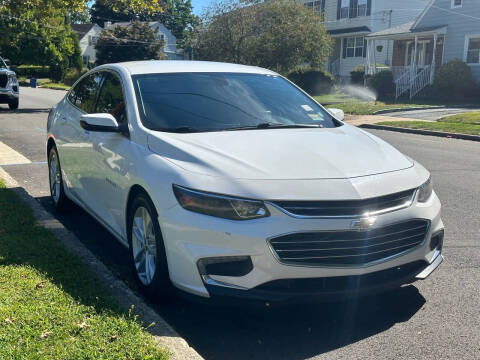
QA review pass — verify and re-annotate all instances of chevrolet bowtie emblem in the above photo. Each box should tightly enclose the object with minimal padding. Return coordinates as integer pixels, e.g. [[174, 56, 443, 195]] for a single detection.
[[350, 217, 377, 231]]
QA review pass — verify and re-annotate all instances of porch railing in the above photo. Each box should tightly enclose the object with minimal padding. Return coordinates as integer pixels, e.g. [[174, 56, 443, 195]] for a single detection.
[[395, 69, 412, 99], [328, 58, 340, 77], [410, 65, 432, 99]]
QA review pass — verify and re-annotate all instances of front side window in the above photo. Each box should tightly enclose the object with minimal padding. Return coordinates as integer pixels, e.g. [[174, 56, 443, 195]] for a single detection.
[[343, 36, 366, 58], [69, 72, 102, 113], [96, 72, 127, 124], [466, 37, 480, 64], [133, 73, 337, 133]]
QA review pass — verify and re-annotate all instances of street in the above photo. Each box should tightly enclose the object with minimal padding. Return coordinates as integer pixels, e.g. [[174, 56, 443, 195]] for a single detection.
[[1, 87, 479, 360]]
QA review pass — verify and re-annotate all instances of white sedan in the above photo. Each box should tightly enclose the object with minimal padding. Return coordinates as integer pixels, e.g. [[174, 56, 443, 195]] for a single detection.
[[46, 61, 444, 302]]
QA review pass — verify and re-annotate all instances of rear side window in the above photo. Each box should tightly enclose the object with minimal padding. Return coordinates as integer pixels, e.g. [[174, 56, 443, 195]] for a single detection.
[[68, 72, 102, 113], [96, 72, 127, 124]]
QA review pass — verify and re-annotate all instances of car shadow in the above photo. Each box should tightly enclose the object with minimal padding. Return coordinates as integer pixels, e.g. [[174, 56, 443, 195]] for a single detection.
[[34, 194, 426, 360]]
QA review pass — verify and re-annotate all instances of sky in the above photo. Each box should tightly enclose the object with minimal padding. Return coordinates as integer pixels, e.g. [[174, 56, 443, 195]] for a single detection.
[[191, 0, 214, 15]]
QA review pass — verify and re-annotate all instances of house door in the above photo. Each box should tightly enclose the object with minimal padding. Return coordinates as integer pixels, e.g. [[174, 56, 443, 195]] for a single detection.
[[405, 41, 428, 67]]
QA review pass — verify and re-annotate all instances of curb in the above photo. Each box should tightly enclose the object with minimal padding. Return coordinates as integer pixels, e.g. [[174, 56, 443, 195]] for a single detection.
[[0, 167, 203, 360], [360, 123, 480, 142], [372, 106, 444, 115]]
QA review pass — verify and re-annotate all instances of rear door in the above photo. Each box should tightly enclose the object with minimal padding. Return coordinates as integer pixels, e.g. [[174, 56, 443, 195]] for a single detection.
[[59, 72, 103, 203]]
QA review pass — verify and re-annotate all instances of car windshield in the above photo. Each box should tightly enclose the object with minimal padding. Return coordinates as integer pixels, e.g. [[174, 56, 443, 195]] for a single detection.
[[132, 72, 339, 132]]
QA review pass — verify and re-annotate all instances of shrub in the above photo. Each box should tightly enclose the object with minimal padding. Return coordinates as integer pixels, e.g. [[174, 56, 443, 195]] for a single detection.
[[367, 70, 394, 99], [287, 68, 335, 96], [63, 67, 88, 86], [433, 59, 473, 99], [350, 64, 365, 84], [16, 65, 50, 78]]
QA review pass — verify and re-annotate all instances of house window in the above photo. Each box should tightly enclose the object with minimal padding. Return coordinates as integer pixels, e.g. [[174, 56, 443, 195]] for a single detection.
[[357, 0, 368, 17], [340, 0, 350, 19], [305, 0, 325, 13], [451, 0, 462, 8], [466, 36, 480, 64], [343, 36, 366, 58]]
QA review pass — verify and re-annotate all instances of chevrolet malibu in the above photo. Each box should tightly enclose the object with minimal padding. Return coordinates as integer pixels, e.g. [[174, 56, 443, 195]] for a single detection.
[[46, 61, 444, 302]]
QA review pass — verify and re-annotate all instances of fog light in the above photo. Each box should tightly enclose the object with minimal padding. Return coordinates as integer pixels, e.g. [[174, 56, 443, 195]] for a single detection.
[[430, 230, 444, 251], [197, 256, 253, 277]]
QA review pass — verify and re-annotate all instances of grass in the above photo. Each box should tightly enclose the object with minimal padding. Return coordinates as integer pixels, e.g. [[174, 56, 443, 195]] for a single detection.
[[322, 101, 431, 115], [377, 111, 480, 136], [40, 82, 71, 90], [0, 179, 169, 360]]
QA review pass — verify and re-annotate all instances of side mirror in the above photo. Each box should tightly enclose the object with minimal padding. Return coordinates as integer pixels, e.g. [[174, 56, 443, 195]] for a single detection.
[[80, 113, 126, 134], [327, 108, 345, 121]]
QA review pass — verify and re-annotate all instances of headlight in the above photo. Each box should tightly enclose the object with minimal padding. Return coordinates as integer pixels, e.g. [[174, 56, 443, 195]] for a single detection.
[[173, 185, 270, 220], [417, 176, 433, 202]]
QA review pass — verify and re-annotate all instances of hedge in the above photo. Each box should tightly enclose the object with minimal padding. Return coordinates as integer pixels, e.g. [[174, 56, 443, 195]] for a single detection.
[[287, 68, 335, 96], [367, 70, 395, 99], [16, 65, 51, 78]]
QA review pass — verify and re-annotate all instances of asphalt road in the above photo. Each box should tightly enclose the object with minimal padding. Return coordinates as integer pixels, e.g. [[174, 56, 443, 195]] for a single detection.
[[1, 87, 479, 360], [388, 107, 479, 120]]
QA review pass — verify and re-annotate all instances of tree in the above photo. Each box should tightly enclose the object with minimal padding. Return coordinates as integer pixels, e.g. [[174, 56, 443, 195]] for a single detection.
[[90, 0, 197, 47], [0, 0, 87, 78], [191, 0, 332, 74], [95, 21, 166, 65]]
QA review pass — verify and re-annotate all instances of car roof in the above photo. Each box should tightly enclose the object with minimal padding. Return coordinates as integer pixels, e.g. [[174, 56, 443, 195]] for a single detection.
[[113, 60, 277, 76]]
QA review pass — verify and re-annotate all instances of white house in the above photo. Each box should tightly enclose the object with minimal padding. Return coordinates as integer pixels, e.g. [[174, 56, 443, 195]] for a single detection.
[[106, 21, 182, 60], [302, 0, 429, 80], [71, 23, 103, 67]]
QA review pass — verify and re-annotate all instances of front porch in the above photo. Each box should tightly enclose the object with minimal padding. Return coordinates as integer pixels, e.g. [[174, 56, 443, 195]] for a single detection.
[[365, 23, 447, 99]]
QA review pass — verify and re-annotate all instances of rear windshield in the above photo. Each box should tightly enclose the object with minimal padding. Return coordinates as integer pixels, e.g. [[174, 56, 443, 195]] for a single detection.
[[132, 72, 338, 132]]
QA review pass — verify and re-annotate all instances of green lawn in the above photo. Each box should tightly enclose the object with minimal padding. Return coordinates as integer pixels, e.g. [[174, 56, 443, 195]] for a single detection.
[[0, 179, 169, 360], [40, 82, 71, 90], [322, 101, 431, 115], [377, 112, 480, 136]]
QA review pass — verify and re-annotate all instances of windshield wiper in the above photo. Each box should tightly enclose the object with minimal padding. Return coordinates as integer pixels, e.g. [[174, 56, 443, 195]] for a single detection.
[[155, 126, 203, 133], [224, 122, 323, 131]]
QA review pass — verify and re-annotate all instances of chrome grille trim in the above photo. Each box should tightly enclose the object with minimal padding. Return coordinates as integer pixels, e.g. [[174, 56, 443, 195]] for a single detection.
[[268, 219, 430, 267], [268, 188, 417, 219]]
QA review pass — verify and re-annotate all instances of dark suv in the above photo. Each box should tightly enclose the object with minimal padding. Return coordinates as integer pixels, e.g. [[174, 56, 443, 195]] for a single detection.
[[0, 56, 19, 110]]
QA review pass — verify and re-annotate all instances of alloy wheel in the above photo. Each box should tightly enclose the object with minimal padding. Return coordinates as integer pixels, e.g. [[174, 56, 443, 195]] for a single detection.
[[49, 151, 61, 204], [131, 206, 157, 286]]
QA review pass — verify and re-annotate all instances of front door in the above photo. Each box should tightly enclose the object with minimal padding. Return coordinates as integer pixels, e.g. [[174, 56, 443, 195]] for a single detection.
[[82, 71, 132, 237]]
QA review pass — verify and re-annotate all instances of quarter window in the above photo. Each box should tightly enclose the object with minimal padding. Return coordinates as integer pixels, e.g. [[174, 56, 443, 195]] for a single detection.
[[68, 72, 102, 113], [343, 36, 366, 58], [466, 37, 480, 64], [96, 72, 127, 124]]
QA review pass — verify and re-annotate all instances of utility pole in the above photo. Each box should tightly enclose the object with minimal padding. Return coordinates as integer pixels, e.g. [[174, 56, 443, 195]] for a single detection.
[[386, 10, 393, 65]]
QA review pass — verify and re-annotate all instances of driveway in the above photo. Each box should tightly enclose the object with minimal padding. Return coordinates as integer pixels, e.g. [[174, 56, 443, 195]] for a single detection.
[[387, 107, 480, 120], [0, 87, 479, 360]]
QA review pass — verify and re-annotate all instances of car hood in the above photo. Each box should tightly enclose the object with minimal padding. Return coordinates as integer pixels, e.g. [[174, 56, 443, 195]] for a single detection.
[[147, 124, 413, 180]]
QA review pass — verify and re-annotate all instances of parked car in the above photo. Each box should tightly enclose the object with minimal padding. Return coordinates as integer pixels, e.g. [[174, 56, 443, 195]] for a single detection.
[[0, 56, 19, 110], [46, 61, 444, 302]]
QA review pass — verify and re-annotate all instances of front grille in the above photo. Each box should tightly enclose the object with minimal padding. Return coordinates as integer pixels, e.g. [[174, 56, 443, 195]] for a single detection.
[[272, 188, 416, 217], [269, 219, 429, 266], [0, 74, 7, 88]]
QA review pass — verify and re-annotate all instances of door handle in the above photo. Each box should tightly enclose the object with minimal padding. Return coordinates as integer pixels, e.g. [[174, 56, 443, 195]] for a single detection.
[[83, 130, 90, 136], [61, 117, 67, 123]]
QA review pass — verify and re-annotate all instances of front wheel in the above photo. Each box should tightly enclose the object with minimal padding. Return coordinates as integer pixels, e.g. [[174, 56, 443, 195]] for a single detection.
[[128, 193, 173, 300], [8, 98, 19, 110]]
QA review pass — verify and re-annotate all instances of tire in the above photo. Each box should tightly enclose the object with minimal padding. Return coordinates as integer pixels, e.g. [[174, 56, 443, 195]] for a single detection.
[[127, 192, 174, 300], [48, 146, 70, 211], [8, 98, 19, 110]]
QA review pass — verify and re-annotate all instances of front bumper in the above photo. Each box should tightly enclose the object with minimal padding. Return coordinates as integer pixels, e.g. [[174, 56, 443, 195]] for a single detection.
[[160, 190, 443, 300]]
